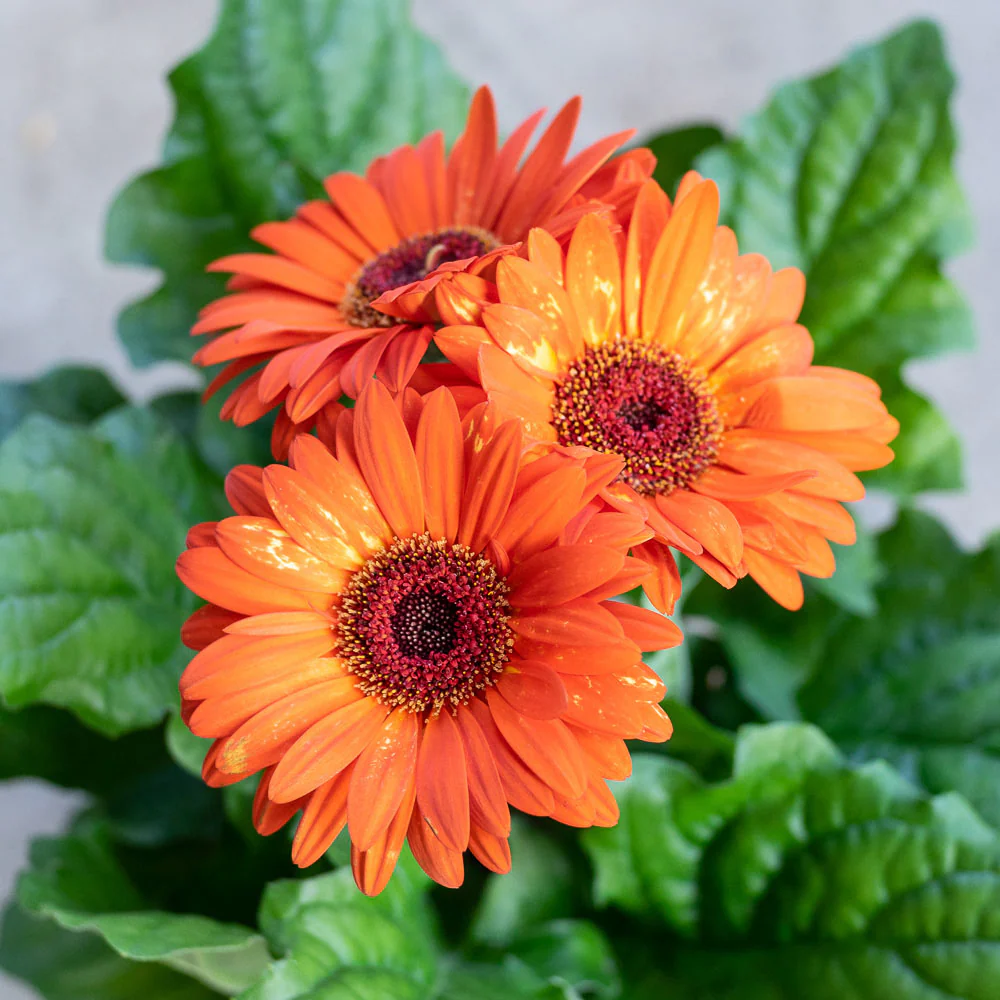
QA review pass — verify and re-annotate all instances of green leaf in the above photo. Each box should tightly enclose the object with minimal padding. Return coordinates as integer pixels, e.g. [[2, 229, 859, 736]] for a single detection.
[[653, 698, 736, 779], [106, 0, 470, 370], [584, 725, 1000, 999], [507, 920, 621, 999], [0, 407, 219, 735], [0, 366, 127, 440], [645, 124, 725, 198], [797, 510, 1000, 826], [16, 820, 270, 996], [244, 859, 438, 1000], [0, 703, 166, 794], [807, 518, 882, 616], [0, 903, 219, 1000], [471, 818, 577, 947], [695, 509, 1000, 828], [698, 20, 974, 495]]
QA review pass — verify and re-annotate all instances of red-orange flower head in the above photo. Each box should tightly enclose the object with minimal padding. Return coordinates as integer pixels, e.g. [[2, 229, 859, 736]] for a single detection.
[[191, 85, 655, 459], [176, 382, 679, 896], [430, 174, 898, 612]]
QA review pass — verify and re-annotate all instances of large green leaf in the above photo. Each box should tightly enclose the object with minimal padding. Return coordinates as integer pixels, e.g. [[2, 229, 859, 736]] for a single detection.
[[0, 366, 126, 440], [471, 818, 577, 947], [0, 407, 220, 735], [798, 511, 1000, 826], [0, 703, 166, 793], [0, 903, 219, 1000], [244, 859, 438, 1000], [106, 0, 470, 370], [15, 820, 270, 996], [690, 510, 1000, 827], [584, 724, 1000, 998], [698, 20, 974, 494]]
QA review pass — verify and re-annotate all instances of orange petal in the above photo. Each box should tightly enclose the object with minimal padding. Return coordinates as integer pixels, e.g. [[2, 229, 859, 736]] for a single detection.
[[511, 599, 625, 647], [495, 256, 582, 357], [177, 546, 330, 616], [743, 547, 804, 610], [187, 658, 347, 740], [656, 491, 743, 569], [641, 181, 719, 345], [207, 254, 344, 303], [287, 433, 391, 550], [565, 213, 622, 347], [416, 711, 471, 853], [416, 388, 464, 543], [448, 85, 498, 226], [215, 515, 348, 591], [486, 690, 588, 800], [181, 604, 241, 650], [496, 660, 568, 720], [468, 698, 555, 816], [181, 629, 336, 697], [348, 708, 419, 851], [251, 219, 358, 282], [454, 705, 511, 837], [568, 724, 632, 781], [483, 302, 565, 376], [354, 381, 424, 538], [407, 802, 465, 889], [508, 545, 625, 607], [291, 765, 353, 868], [633, 540, 682, 615], [224, 610, 334, 636], [559, 674, 644, 739], [269, 697, 390, 802], [225, 465, 270, 518], [623, 180, 672, 341], [604, 602, 683, 652], [719, 431, 864, 501], [469, 825, 512, 874], [323, 173, 399, 252], [712, 323, 814, 391], [494, 97, 581, 241], [262, 466, 368, 571], [742, 376, 888, 432], [253, 768, 305, 837], [351, 770, 417, 895], [218, 677, 362, 775], [458, 418, 521, 552], [765, 491, 856, 546], [526, 227, 565, 286], [691, 465, 816, 501]]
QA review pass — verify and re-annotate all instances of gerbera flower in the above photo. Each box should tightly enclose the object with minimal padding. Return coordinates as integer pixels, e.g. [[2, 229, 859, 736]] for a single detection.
[[176, 382, 678, 895], [191, 86, 653, 458], [429, 174, 898, 611]]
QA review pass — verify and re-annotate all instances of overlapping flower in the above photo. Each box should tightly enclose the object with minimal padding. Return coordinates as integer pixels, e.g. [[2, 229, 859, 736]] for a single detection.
[[179, 383, 676, 894], [422, 175, 897, 610], [192, 85, 653, 457], [177, 89, 895, 895]]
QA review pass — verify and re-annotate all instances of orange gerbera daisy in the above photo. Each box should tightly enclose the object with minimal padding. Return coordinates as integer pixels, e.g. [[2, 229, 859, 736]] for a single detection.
[[191, 85, 654, 458], [176, 382, 677, 896], [428, 175, 898, 611]]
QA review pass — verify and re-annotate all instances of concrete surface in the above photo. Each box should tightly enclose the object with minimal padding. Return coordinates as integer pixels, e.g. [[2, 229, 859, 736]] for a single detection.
[[0, 2, 997, 996]]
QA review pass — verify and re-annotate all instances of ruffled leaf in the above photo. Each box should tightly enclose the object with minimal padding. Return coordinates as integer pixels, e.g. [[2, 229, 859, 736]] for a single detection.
[[584, 723, 1000, 998], [699, 20, 974, 495], [105, 0, 470, 369], [0, 408, 220, 735]]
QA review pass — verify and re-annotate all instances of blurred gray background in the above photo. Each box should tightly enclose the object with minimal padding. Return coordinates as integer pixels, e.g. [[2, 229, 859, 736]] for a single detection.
[[1, 2, 997, 995]]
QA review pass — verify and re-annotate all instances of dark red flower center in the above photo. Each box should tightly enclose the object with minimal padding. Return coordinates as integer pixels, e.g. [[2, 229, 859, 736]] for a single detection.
[[342, 226, 499, 328], [552, 339, 722, 496], [336, 533, 513, 713]]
